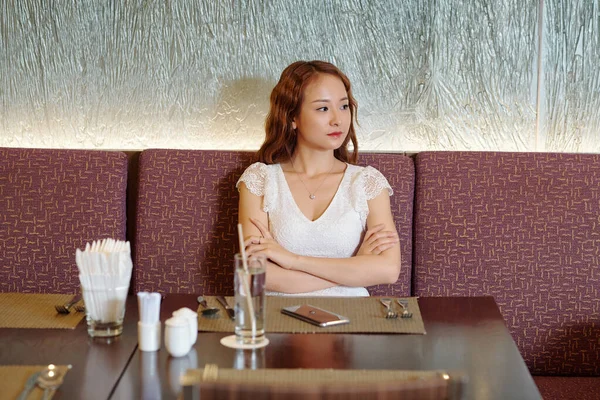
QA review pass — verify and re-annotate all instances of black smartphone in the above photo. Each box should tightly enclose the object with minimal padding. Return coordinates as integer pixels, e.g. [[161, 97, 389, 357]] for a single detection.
[[281, 304, 350, 327]]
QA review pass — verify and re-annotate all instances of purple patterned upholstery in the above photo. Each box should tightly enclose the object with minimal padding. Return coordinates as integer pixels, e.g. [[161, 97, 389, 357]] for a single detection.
[[135, 150, 413, 296], [135, 150, 256, 295], [534, 376, 600, 400], [0, 148, 128, 293], [413, 152, 600, 376], [359, 153, 414, 297]]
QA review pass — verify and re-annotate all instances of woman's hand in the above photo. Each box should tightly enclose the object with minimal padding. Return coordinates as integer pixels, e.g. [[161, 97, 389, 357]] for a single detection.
[[356, 224, 399, 256], [244, 218, 299, 270]]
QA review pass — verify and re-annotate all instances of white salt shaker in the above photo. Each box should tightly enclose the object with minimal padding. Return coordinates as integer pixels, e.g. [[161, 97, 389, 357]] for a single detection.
[[172, 307, 198, 345], [164, 316, 191, 357]]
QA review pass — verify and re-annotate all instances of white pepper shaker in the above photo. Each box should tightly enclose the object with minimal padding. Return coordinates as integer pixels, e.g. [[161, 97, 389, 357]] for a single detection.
[[173, 307, 198, 345]]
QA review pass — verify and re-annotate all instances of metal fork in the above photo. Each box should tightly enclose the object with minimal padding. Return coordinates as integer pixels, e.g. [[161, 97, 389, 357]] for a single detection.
[[74, 304, 86, 313], [396, 299, 413, 318], [380, 298, 398, 319], [54, 294, 81, 314]]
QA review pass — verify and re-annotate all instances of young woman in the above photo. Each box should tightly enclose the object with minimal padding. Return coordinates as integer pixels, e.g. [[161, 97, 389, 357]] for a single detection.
[[237, 60, 400, 296]]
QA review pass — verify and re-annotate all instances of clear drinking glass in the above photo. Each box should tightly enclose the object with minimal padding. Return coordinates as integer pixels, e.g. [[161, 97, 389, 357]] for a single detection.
[[234, 253, 266, 345], [81, 282, 128, 337]]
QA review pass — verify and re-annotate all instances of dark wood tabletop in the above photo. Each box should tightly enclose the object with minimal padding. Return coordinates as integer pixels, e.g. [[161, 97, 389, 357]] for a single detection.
[[111, 295, 542, 400], [0, 297, 139, 400]]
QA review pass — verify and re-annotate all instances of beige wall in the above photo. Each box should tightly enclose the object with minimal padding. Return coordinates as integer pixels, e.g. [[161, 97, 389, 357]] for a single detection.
[[1, 0, 598, 152]]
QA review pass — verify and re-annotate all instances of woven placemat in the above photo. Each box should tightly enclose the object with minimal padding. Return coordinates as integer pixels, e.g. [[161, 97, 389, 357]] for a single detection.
[[197, 296, 425, 334], [0, 365, 71, 400], [182, 366, 444, 385], [0, 293, 85, 329]]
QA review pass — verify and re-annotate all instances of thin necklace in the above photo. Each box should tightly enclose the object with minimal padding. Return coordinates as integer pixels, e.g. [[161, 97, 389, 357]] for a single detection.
[[290, 158, 336, 200]]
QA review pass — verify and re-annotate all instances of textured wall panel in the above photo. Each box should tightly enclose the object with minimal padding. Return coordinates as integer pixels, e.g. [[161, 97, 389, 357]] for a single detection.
[[0, 0, 545, 151], [541, 0, 600, 152], [371, 0, 538, 151]]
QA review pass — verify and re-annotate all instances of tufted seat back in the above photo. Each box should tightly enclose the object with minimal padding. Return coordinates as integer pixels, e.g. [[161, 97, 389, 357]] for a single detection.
[[413, 151, 600, 375], [359, 153, 414, 297], [134, 150, 414, 296], [0, 148, 128, 293], [134, 150, 255, 295]]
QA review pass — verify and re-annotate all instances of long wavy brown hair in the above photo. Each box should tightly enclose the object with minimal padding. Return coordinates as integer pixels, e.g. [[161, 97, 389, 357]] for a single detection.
[[256, 60, 359, 165]]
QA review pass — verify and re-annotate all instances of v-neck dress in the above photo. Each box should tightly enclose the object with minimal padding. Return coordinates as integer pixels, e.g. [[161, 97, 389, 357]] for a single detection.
[[237, 162, 393, 297]]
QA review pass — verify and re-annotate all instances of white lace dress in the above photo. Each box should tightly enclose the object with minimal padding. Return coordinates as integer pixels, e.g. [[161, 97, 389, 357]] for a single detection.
[[237, 162, 392, 297]]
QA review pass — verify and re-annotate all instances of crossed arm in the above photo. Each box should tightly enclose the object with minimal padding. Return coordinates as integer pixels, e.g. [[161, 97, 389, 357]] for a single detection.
[[237, 183, 401, 293]]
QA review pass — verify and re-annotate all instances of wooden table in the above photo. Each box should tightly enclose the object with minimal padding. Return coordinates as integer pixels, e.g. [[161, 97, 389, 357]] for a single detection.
[[112, 295, 542, 400], [0, 297, 139, 400]]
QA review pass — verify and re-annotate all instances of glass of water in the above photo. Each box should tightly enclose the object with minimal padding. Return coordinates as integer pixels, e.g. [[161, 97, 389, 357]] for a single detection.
[[234, 253, 266, 345]]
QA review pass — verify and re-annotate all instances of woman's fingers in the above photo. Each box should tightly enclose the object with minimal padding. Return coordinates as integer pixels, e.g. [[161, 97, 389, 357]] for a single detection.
[[374, 242, 397, 254], [244, 236, 258, 247], [365, 231, 398, 247], [367, 242, 396, 255], [251, 218, 267, 236], [364, 224, 385, 240], [356, 225, 399, 257], [245, 234, 277, 250], [367, 235, 399, 253], [246, 244, 267, 256], [244, 235, 273, 247], [250, 218, 273, 239], [246, 241, 280, 259]]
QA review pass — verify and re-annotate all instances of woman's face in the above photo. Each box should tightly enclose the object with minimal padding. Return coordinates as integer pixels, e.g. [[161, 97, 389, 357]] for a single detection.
[[292, 73, 351, 153]]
